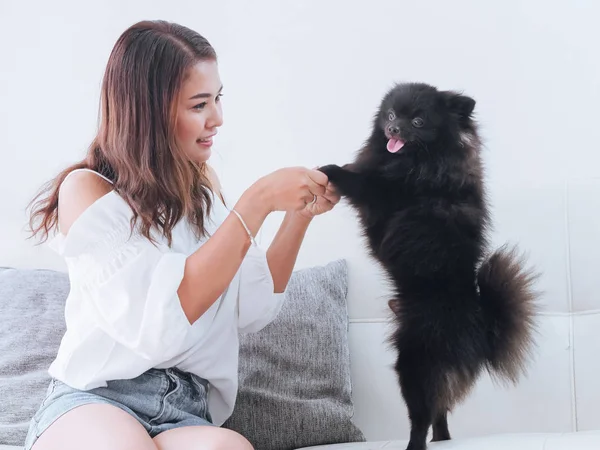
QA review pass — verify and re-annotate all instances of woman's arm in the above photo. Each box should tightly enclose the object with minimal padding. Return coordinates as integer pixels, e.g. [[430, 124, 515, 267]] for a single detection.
[[178, 166, 329, 323], [177, 183, 271, 323], [59, 167, 328, 325], [266, 181, 341, 293], [266, 212, 313, 293]]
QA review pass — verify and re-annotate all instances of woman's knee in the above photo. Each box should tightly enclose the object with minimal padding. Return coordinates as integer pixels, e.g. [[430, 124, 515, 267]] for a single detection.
[[217, 429, 254, 450], [209, 429, 254, 450], [153, 426, 253, 450], [32, 403, 156, 450]]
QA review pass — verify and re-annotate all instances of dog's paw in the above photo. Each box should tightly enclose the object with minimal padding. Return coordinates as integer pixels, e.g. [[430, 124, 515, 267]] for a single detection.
[[317, 164, 343, 180]]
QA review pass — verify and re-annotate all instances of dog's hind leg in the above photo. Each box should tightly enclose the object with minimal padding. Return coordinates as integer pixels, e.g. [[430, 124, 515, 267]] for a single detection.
[[431, 410, 451, 442], [396, 355, 435, 450], [403, 389, 434, 450]]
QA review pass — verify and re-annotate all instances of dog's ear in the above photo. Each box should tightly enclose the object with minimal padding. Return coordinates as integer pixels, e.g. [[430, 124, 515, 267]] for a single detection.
[[442, 91, 476, 119]]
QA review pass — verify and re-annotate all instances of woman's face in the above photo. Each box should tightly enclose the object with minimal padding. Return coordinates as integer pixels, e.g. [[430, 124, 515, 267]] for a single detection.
[[176, 60, 223, 163]]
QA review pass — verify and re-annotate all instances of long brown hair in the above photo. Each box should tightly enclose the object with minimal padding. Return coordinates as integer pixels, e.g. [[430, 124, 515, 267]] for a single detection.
[[28, 20, 217, 246]]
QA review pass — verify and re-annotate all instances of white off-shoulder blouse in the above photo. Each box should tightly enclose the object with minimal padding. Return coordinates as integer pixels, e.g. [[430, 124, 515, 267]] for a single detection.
[[46, 169, 285, 425]]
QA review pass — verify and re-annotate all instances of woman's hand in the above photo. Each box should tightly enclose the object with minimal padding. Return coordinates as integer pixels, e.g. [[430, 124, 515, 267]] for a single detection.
[[297, 181, 340, 219], [251, 167, 329, 214]]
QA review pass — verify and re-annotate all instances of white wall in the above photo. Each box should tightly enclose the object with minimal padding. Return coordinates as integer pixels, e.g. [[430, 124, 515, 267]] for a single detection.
[[1, 0, 599, 442]]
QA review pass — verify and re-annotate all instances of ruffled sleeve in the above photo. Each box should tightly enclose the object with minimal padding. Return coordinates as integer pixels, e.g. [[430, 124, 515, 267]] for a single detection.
[[236, 245, 285, 334], [50, 192, 194, 362]]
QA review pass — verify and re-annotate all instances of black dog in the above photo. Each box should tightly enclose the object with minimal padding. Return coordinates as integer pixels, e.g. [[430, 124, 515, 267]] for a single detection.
[[319, 82, 539, 450]]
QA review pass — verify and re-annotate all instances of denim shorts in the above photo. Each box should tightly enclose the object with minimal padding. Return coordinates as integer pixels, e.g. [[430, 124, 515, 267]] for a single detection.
[[24, 367, 214, 450]]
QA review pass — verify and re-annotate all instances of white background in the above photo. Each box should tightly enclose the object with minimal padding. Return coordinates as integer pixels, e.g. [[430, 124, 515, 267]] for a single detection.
[[1, 0, 599, 442]]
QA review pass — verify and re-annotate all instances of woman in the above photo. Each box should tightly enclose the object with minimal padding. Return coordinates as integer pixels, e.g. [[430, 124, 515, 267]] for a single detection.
[[25, 20, 339, 450]]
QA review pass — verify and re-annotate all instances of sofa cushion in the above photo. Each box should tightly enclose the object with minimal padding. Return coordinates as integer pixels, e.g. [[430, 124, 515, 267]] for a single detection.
[[0, 261, 364, 448], [223, 259, 365, 449], [0, 267, 69, 447]]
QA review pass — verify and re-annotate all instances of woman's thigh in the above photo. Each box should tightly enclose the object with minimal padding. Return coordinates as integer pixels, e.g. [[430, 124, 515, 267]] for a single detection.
[[32, 403, 157, 450], [153, 426, 253, 450]]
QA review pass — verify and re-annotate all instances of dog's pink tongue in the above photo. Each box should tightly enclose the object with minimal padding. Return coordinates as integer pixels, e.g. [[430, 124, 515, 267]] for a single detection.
[[387, 138, 405, 153]]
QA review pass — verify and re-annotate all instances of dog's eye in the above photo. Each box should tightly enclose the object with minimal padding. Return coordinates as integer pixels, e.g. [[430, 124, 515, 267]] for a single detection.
[[412, 117, 424, 128], [388, 112, 395, 121]]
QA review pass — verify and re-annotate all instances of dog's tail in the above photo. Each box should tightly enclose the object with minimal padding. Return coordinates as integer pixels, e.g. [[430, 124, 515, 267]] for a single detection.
[[477, 245, 539, 384]]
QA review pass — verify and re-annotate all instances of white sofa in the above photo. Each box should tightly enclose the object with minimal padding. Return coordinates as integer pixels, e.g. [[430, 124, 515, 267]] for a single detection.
[[3, 179, 600, 450], [304, 432, 600, 449]]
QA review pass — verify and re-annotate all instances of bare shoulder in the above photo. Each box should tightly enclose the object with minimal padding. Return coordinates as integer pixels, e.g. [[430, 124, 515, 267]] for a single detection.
[[58, 171, 113, 235]]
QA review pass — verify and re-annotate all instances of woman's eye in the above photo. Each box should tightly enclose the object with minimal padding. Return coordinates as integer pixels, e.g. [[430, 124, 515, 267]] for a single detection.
[[194, 93, 223, 110], [412, 117, 424, 128]]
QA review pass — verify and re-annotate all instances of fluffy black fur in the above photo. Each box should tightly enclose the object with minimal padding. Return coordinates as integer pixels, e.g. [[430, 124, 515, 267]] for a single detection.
[[319, 82, 539, 450]]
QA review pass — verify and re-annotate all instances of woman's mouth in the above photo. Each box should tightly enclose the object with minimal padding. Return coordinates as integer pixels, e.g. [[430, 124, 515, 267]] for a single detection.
[[197, 135, 215, 147]]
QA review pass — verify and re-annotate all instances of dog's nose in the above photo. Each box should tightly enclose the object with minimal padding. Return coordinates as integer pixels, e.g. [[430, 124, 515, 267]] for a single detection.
[[388, 125, 400, 135]]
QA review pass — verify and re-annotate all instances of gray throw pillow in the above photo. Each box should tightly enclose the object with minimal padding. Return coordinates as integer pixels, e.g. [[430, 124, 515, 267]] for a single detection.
[[0, 267, 69, 446], [223, 259, 365, 449]]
